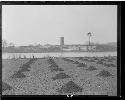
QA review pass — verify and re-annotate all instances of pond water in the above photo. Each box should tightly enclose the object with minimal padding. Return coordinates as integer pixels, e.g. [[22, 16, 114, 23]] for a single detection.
[[2, 52, 117, 59]]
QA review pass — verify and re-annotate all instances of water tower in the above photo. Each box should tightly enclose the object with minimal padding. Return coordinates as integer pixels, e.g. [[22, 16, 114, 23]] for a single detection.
[[60, 37, 64, 46]]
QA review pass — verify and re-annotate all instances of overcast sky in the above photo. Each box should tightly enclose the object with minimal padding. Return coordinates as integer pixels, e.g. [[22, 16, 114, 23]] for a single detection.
[[2, 5, 117, 46]]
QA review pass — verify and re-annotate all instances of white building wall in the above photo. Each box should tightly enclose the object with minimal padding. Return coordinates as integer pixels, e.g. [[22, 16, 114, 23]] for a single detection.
[[80, 46, 87, 51]]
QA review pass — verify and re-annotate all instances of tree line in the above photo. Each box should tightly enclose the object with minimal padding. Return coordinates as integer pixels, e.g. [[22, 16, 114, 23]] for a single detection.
[[2, 39, 15, 48]]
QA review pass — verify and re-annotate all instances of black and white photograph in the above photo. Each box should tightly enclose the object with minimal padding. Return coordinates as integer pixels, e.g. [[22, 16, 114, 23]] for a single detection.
[[2, 3, 119, 96]]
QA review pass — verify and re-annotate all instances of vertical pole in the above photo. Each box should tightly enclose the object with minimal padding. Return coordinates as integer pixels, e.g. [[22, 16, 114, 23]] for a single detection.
[[88, 36, 90, 52], [89, 36, 90, 46]]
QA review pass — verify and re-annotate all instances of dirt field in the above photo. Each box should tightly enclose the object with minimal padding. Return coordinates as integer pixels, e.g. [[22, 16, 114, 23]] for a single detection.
[[2, 56, 117, 96]]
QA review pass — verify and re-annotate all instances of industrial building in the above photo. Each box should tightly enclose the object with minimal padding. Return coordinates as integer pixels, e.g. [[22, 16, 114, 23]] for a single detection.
[[59, 37, 96, 52]]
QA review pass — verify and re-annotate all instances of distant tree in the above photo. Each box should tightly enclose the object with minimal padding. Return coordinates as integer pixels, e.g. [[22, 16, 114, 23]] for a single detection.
[[87, 32, 92, 46], [34, 43, 38, 46], [8, 42, 15, 47], [35, 44, 41, 47], [2, 39, 8, 48]]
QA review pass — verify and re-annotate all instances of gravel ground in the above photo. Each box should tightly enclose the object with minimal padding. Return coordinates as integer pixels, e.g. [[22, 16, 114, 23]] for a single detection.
[[2, 56, 117, 96]]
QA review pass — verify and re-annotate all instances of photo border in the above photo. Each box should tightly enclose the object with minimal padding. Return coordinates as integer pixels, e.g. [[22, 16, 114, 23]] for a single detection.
[[0, 1, 121, 99]]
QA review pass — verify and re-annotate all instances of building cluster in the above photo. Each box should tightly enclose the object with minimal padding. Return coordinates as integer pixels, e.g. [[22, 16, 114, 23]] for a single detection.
[[58, 37, 96, 52], [9, 37, 96, 52], [37, 37, 96, 51]]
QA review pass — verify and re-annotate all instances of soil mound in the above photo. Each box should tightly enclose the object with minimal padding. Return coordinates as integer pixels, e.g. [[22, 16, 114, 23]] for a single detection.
[[57, 81, 83, 94], [96, 70, 114, 78], [86, 66, 98, 71], [2, 82, 12, 92], [10, 71, 26, 79], [52, 72, 70, 80]]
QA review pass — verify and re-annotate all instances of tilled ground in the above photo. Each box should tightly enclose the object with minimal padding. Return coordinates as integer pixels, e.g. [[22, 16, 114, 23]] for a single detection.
[[2, 56, 117, 96]]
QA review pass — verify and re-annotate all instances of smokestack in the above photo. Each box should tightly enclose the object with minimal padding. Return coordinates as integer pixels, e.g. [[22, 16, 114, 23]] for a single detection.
[[60, 37, 64, 46]]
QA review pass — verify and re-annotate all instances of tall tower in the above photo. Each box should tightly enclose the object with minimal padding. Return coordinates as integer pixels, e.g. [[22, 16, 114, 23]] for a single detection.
[[60, 37, 64, 46]]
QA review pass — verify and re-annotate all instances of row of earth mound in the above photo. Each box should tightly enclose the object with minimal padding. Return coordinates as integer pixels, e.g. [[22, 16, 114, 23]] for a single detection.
[[2, 56, 117, 95]]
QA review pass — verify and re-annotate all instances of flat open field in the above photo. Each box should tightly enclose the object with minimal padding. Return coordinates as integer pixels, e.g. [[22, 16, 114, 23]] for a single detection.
[[2, 56, 117, 96]]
